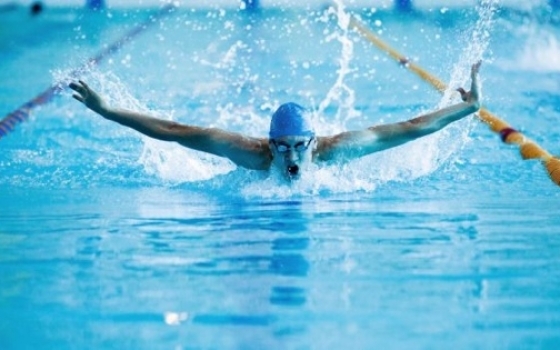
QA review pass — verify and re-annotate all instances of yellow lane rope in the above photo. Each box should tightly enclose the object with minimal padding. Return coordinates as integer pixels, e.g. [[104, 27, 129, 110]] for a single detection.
[[349, 16, 560, 186]]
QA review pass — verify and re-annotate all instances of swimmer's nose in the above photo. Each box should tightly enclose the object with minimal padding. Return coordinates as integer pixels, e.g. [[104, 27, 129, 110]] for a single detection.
[[286, 150, 298, 162], [288, 165, 299, 177]]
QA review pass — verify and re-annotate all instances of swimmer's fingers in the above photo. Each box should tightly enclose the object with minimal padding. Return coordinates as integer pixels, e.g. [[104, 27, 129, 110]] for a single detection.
[[69, 80, 93, 95], [456, 61, 481, 103], [69, 81, 88, 98], [469, 61, 481, 103], [69, 80, 106, 111], [68, 81, 81, 93], [78, 80, 92, 94], [69, 82, 87, 104], [471, 60, 482, 79], [455, 85, 478, 104], [79, 80, 91, 92], [72, 94, 84, 103], [456, 87, 469, 102]]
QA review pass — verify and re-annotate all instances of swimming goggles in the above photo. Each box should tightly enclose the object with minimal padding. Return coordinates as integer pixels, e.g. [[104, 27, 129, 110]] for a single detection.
[[272, 137, 315, 153]]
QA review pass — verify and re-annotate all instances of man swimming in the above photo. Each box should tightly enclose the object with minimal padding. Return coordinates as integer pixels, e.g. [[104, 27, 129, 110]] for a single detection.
[[69, 61, 481, 181]]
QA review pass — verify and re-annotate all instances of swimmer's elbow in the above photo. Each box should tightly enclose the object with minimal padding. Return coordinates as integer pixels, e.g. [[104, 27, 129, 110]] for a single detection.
[[142, 122, 180, 142], [164, 122, 203, 142]]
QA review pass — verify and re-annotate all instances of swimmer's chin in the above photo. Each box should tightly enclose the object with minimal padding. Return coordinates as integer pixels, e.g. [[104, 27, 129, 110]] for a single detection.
[[287, 174, 301, 181]]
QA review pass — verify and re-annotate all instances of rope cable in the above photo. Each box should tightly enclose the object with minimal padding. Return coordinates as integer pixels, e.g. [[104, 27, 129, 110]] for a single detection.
[[348, 16, 560, 187], [0, 3, 176, 139]]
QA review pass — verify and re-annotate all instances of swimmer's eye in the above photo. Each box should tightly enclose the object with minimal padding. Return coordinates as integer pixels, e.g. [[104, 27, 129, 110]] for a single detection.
[[275, 144, 289, 152], [272, 138, 314, 153]]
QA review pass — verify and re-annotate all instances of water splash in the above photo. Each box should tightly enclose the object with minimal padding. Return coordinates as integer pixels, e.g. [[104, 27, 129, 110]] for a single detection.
[[434, 0, 498, 168], [143, 1, 499, 194], [238, 162, 378, 199], [49, 4, 498, 196], [56, 67, 236, 184], [443, 0, 497, 103], [139, 140, 236, 183], [518, 32, 560, 72], [314, 0, 360, 136], [331, 0, 496, 185]]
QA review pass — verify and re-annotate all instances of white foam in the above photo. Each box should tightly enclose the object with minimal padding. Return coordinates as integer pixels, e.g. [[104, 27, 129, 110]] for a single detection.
[[518, 32, 560, 72], [54, 1, 496, 196], [141, 0, 494, 195], [139, 139, 236, 182]]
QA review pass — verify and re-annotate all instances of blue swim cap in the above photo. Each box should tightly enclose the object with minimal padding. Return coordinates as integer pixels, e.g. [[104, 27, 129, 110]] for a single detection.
[[269, 102, 315, 139]]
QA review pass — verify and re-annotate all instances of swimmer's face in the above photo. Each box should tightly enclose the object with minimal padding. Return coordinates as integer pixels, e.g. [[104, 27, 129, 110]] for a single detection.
[[270, 136, 317, 181]]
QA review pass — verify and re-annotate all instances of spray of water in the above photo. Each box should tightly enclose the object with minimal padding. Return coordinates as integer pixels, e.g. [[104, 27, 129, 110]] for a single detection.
[[314, 0, 361, 136], [434, 0, 499, 169], [307, 0, 499, 191], [55, 66, 235, 184], [53, 3, 499, 197], [156, 1, 498, 197], [443, 0, 498, 103], [518, 32, 560, 72]]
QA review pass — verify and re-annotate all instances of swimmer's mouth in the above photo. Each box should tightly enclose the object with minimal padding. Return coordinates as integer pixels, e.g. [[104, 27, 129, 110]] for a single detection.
[[287, 165, 300, 178]]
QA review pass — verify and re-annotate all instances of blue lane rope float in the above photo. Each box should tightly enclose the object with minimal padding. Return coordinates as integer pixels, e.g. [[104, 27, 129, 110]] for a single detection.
[[347, 15, 560, 187], [0, 3, 176, 140]]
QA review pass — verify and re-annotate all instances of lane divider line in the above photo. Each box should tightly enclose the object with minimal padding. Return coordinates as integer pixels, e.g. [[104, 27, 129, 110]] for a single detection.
[[0, 3, 176, 140], [348, 16, 560, 187]]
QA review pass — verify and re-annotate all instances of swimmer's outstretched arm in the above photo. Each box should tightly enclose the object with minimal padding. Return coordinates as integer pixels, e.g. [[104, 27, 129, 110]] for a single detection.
[[316, 61, 481, 162], [69, 81, 271, 170]]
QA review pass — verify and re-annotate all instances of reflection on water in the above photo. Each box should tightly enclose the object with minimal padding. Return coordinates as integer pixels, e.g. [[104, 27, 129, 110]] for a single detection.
[[186, 200, 311, 341], [2, 187, 560, 348], [268, 204, 310, 310], [118, 191, 315, 342]]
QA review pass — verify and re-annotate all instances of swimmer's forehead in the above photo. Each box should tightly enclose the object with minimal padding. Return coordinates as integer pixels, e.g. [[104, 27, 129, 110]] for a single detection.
[[269, 102, 316, 139]]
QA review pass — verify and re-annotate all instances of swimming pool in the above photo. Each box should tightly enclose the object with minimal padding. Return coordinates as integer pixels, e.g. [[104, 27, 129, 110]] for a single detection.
[[1, 1, 560, 348]]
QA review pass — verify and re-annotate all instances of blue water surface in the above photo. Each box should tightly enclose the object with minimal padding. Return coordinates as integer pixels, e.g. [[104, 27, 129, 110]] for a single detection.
[[1, 2, 560, 349]]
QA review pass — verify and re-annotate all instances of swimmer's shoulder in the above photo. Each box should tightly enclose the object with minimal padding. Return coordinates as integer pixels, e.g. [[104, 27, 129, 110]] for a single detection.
[[314, 135, 340, 162], [314, 130, 377, 162], [238, 136, 273, 170]]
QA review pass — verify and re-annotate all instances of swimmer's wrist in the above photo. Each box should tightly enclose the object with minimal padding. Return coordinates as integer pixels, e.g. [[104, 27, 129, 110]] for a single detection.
[[92, 104, 113, 118], [470, 99, 481, 111]]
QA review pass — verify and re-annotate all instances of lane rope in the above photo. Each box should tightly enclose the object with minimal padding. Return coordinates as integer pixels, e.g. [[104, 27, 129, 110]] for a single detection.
[[348, 16, 560, 187], [0, 3, 176, 140]]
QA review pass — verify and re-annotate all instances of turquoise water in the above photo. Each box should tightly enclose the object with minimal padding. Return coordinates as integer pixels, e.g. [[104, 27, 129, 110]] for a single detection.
[[1, 3, 560, 349]]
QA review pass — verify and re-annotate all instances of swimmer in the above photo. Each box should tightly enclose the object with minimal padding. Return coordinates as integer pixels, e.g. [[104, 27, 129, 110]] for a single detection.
[[69, 61, 481, 181]]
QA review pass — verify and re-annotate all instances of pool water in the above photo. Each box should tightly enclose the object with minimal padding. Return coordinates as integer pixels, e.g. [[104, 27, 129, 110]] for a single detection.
[[1, 2, 560, 348]]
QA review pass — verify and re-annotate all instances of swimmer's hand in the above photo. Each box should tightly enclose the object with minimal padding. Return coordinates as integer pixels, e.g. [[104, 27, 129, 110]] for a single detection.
[[69, 80, 108, 114], [456, 61, 481, 108]]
